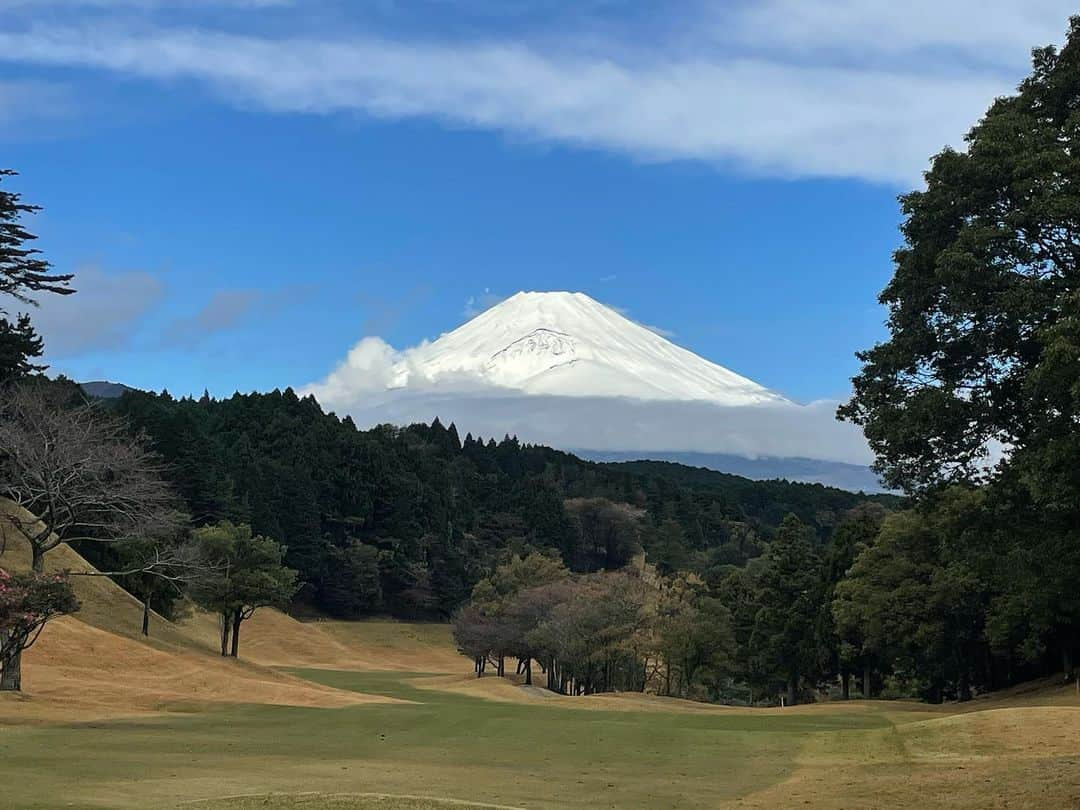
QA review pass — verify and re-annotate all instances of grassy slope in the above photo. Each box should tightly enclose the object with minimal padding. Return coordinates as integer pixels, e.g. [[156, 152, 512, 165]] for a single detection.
[[0, 501, 396, 720]]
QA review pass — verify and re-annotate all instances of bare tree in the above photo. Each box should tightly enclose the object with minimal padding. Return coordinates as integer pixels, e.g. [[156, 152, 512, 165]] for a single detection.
[[0, 383, 195, 691], [0, 383, 187, 574]]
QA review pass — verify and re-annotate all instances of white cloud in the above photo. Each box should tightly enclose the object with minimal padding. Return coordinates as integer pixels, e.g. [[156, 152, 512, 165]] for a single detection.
[[29, 266, 165, 358], [0, 1, 1071, 183], [727, 0, 1069, 62], [314, 386, 873, 466], [304, 335, 405, 404], [300, 331, 872, 465]]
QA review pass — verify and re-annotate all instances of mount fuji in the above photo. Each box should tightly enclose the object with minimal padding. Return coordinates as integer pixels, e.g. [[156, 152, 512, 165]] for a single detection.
[[387, 291, 788, 405], [303, 291, 883, 492]]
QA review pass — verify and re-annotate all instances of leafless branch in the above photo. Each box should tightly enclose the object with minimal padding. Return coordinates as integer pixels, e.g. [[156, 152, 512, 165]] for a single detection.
[[0, 382, 189, 573]]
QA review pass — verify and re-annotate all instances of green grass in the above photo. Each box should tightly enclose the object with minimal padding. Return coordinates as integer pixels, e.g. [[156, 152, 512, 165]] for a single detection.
[[0, 669, 896, 809]]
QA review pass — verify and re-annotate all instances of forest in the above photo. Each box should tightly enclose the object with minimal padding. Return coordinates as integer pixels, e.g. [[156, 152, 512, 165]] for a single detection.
[[105, 385, 892, 622]]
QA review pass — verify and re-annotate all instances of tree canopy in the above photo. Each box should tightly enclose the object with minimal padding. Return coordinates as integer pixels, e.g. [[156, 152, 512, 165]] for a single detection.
[[188, 521, 298, 658]]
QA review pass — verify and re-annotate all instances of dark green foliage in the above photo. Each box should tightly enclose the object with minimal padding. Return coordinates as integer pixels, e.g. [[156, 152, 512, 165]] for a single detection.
[[318, 540, 383, 618], [747, 516, 823, 705], [0, 168, 72, 385], [187, 521, 299, 657], [0, 169, 74, 308], [0, 313, 45, 382], [838, 19, 1080, 697], [112, 388, 882, 620], [839, 18, 1080, 494]]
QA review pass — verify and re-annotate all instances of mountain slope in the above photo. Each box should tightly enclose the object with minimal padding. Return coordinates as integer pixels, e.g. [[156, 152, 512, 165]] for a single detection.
[[392, 291, 788, 405], [79, 380, 137, 399]]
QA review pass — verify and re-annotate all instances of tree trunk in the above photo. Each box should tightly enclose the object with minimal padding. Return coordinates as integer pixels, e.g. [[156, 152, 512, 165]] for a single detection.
[[841, 671, 850, 700], [220, 613, 231, 657], [1, 652, 22, 692], [31, 546, 44, 574], [230, 609, 242, 657], [0, 630, 21, 692], [787, 672, 797, 707], [1064, 647, 1074, 680], [958, 670, 972, 702], [497, 655, 504, 677], [142, 596, 151, 637], [862, 665, 872, 699], [525, 657, 532, 686]]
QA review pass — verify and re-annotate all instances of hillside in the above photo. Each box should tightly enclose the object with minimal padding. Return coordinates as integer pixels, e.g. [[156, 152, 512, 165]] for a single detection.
[[0, 500, 397, 721]]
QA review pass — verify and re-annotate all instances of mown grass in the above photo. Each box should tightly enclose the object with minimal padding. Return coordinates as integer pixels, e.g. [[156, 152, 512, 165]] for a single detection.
[[0, 668, 896, 809]]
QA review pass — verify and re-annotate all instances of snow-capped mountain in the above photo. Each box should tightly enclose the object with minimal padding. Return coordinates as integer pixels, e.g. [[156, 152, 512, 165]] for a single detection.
[[389, 291, 788, 405], [303, 291, 883, 492]]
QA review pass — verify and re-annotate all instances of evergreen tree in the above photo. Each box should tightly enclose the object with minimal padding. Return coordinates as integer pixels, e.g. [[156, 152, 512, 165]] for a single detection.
[[748, 515, 822, 705], [0, 170, 73, 306], [188, 521, 298, 658], [0, 313, 45, 382]]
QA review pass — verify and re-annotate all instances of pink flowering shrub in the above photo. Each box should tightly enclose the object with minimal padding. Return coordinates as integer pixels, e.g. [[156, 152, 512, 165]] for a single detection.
[[0, 567, 80, 666]]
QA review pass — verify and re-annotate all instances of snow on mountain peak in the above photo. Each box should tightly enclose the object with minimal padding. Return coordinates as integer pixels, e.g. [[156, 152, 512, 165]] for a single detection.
[[391, 291, 788, 406]]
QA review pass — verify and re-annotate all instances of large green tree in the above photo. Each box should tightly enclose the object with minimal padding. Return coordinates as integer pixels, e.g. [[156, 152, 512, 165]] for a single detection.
[[833, 496, 989, 702], [188, 522, 298, 658], [839, 17, 1080, 680], [840, 18, 1080, 493]]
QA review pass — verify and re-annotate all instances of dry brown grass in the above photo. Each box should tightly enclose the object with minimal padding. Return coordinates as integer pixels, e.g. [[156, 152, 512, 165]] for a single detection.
[[722, 705, 1080, 809], [316, 620, 469, 672], [0, 616, 398, 723], [0, 500, 401, 721]]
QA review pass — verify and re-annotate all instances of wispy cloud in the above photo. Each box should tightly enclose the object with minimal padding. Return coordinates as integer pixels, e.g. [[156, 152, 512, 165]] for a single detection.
[[31, 266, 165, 358], [0, 79, 77, 137], [0, 0, 1070, 184], [161, 289, 262, 348]]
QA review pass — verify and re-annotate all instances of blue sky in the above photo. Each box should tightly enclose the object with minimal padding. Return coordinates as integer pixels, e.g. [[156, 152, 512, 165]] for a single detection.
[[0, 1, 1071, 403]]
